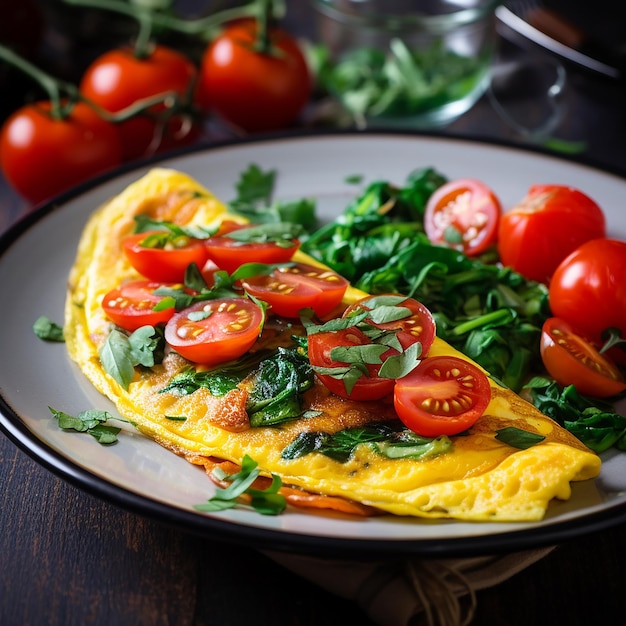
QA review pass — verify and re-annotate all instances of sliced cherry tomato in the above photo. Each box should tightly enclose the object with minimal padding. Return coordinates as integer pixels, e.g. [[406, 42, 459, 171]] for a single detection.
[[203, 229, 300, 274], [242, 262, 349, 318], [123, 230, 210, 283], [196, 17, 312, 132], [0, 100, 122, 205], [540, 317, 626, 398], [101, 280, 177, 331], [423, 178, 502, 256], [80, 45, 199, 161], [394, 356, 491, 437], [164, 297, 263, 365], [343, 294, 436, 354], [549, 238, 626, 348], [307, 328, 396, 401], [498, 184, 606, 283]]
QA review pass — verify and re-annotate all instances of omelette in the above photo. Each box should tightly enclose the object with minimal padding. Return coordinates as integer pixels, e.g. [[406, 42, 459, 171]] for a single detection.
[[64, 168, 601, 522]]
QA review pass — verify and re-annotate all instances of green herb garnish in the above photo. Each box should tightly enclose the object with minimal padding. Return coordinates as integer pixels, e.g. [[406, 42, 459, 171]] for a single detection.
[[33, 316, 65, 342], [495, 427, 546, 450], [194, 454, 286, 516], [99, 325, 165, 390], [49, 407, 136, 444], [228, 164, 317, 230]]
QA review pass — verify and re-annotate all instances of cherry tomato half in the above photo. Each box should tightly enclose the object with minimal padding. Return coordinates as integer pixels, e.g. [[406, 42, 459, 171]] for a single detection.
[[123, 230, 210, 283], [424, 178, 502, 256], [540, 317, 626, 398], [0, 100, 122, 205], [242, 262, 349, 318], [394, 356, 491, 437], [343, 294, 436, 354], [549, 238, 626, 348], [204, 229, 300, 274], [498, 184, 606, 284], [80, 45, 199, 161], [101, 280, 177, 331], [197, 18, 312, 132], [164, 297, 263, 365], [307, 327, 396, 401]]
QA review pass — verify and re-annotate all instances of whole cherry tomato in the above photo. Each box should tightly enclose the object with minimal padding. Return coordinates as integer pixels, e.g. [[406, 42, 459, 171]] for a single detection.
[[80, 44, 199, 161], [0, 100, 122, 205], [549, 239, 626, 348], [540, 317, 626, 398], [497, 184, 606, 283], [424, 178, 502, 256], [197, 18, 312, 132]]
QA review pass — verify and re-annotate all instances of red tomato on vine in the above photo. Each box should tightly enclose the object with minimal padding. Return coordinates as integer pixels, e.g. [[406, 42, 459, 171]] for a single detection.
[[197, 18, 312, 132], [80, 44, 200, 161], [0, 100, 123, 205]]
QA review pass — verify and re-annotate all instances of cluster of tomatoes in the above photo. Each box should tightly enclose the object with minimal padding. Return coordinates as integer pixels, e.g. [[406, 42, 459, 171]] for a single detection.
[[103, 220, 492, 438], [0, 16, 312, 206], [424, 178, 626, 398]]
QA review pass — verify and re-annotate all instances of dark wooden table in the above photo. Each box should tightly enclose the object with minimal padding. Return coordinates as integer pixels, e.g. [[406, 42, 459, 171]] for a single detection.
[[3, 3, 626, 626]]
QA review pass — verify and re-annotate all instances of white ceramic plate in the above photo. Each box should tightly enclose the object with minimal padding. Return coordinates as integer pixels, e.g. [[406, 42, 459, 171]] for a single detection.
[[2, 132, 626, 558]]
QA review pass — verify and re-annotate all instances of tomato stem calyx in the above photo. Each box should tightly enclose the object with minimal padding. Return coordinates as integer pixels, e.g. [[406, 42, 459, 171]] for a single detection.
[[599, 327, 626, 355]]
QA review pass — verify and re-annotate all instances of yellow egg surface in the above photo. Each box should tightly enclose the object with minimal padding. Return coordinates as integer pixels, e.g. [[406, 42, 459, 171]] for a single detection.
[[64, 169, 601, 522]]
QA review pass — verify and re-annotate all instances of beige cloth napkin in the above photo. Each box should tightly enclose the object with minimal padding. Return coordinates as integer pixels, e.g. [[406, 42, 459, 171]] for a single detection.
[[265, 546, 554, 626]]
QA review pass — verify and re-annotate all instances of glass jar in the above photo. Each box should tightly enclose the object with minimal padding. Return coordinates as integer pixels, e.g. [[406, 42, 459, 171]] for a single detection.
[[313, 0, 502, 128]]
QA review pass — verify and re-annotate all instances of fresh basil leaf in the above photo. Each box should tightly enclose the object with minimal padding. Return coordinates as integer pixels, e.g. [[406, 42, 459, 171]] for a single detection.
[[495, 427, 545, 449], [224, 222, 303, 244], [231, 262, 289, 282], [49, 407, 133, 445], [87, 424, 122, 444], [33, 316, 65, 342], [367, 305, 412, 325], [195, 454, 287, 516], [231, 164, 276, 208], [378, 342, 422, 379], [153, 296, 177, 312], [330, 343, 388, 365], [128, 325, 163, 368], [184, 262, 211, 293], [99, 329, 135, 390], [133, 214, 211, 240], [305, 311, 368, 335]]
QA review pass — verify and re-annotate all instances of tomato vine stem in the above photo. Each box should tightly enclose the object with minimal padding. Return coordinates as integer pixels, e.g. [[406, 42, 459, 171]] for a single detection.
[[0, 44, 77, 119], [61, 0, 284, 56]]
